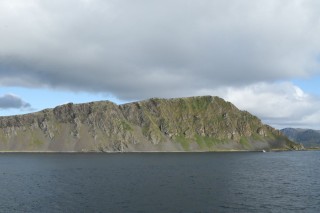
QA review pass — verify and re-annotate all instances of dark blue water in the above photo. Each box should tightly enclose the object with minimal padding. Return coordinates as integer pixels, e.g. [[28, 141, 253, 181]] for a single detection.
[[0, 151, 319, 213]]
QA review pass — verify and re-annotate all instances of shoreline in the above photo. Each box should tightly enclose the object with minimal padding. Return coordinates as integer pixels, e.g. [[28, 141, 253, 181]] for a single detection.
[[0, 149, 311, 154]]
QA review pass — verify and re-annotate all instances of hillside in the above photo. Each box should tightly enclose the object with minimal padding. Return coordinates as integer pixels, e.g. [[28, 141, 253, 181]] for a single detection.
[[0, 96, 301, 152], [281, 128, 320, 148]]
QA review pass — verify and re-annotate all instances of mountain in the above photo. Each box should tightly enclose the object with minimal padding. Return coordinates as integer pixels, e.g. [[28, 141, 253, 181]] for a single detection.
[[281, 128, 320, 148], [0, 96, 301, 152]]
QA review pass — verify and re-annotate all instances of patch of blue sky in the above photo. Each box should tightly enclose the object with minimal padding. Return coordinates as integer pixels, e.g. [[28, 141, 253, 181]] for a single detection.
[[0, 87, 125, 116], [292, 75, 320, 97]]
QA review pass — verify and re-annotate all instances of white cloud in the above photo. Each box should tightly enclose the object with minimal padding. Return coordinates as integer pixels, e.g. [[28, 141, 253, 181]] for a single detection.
[[199, 82, 320, 129]]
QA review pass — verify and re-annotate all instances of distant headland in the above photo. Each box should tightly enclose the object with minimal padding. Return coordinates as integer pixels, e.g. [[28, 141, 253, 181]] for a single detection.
[[0, 96, 302, 152]]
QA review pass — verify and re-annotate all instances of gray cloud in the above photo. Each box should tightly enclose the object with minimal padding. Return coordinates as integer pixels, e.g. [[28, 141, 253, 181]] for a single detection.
[[0, 0, 320, 100], [0, 94, 31, 109]]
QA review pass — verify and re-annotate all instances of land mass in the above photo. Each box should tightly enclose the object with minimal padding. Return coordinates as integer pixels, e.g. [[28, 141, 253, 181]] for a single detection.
[[0, 96, 301, 152], [281, 128, 320, 149]]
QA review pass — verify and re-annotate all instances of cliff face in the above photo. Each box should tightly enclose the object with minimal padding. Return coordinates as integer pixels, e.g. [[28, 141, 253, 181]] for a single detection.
[[0, 96, 300, 152]]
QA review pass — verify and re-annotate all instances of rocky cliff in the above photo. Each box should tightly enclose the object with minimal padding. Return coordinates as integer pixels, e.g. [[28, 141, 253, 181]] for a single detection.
[[0, 96, 300, 152]]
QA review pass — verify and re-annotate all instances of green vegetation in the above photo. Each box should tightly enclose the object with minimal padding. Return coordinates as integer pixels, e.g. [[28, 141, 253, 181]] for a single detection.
[[252, 133, 263, 141], [0, 133, 8, 145], [189, 97, 210, 111], [195, 135, 206, 149], [175, 135, 190, 151], [239, 136, 250, 148], [195, 135, 225, 149], [30, 131, 44, 148], [142, 126, 149, 136], [32, 138, 44, 146], [120, 120, 133, 131]]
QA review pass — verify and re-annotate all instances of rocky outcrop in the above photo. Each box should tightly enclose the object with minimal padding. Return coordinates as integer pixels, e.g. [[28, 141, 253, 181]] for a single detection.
[[0, 96, 300, 152]]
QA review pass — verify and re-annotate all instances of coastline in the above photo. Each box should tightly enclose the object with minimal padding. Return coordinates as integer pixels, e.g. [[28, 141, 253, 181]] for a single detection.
[[0, 149, 308, 154]]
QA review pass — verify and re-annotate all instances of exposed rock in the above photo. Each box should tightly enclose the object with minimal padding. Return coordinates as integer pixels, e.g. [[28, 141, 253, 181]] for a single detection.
[[0, 96, 299, 152]]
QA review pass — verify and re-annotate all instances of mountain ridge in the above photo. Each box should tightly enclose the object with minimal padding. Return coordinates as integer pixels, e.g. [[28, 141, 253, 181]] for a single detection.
[[281, 128, 320, 148], [0, 96, 301, 152]]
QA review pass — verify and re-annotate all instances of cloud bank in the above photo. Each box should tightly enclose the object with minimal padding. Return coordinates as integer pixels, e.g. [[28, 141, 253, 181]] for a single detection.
[[0, 0, 320, 99], [0, 94, 31, 110]]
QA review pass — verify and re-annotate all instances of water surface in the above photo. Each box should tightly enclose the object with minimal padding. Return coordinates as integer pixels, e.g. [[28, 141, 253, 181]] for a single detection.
[[0, 151, 319, 212]]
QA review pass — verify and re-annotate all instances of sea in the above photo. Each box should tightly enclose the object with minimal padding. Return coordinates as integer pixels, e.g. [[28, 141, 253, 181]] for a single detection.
[[0, 151, 319, 213]]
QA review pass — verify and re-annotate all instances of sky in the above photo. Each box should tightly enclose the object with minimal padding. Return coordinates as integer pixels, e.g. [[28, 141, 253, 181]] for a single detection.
[[1, 0, 320, 130]]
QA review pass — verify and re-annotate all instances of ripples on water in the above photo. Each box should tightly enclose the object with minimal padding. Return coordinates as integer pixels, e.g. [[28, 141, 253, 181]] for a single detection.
[[0, 151, 320, 212]]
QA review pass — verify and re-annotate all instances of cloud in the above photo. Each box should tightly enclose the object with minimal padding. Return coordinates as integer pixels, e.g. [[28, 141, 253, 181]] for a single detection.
[[200, 82, 320, 129], [0, 94, 31, 109], [0, 0, 320, 100], [1, 0, 320, 128]]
